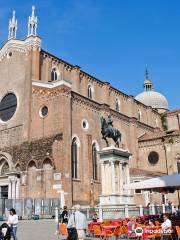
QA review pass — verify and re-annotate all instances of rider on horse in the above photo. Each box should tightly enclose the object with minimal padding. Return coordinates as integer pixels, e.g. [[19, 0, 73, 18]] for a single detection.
[[107, 115, 116, 136], [101, 115, 121, 147]]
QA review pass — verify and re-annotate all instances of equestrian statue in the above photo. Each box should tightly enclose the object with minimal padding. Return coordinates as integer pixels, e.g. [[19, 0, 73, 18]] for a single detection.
[[100, 115, 121, 148]]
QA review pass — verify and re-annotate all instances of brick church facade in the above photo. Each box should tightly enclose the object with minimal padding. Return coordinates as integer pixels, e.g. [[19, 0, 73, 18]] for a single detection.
[[0, 7, 179, 207]]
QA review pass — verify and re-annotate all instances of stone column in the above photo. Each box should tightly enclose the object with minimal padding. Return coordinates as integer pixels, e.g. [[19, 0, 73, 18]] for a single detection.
[[109, 162, 112, 194], [139, 205, 143, 216], [103, 163, 108, 194], [119, 163, 123, 194], [101, 162, 105, 195], [16, 179, 20, 199], [126, 163, 130, 185], [11, 178, 17, 199], [8, 180, 12, 199], [111, 162, 115, 194], [60, 190, 65, 208], [116, 162, 120, 192], [107, 163, 112, 195], [125, 163, 130, 194], [125, 205, 129, 218]]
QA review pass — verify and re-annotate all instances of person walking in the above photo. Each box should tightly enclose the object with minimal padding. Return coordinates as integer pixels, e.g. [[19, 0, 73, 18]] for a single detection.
[[61, 206, 69, 224], [67, 205, 87, 240], [7, 208, 18, 240]]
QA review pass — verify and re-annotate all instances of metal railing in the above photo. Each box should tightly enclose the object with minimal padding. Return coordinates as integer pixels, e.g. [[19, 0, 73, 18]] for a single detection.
[[0, 198, 175, 221]]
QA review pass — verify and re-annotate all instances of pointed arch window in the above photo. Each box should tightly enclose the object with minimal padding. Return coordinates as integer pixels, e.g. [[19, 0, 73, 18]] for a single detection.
[[138, 109, 142, 121], [177, 162, 180, 173], [1, 162, 9, 175], [115, 98, 120, 112], [51, 67, 58, 81], [92, 143, 98, 180], [71, 138, 78, 179], [88, 85, 93, 99], [177, 156, 180, 173]]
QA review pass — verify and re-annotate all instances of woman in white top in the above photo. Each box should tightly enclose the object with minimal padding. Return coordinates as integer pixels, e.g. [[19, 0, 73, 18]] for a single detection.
[[7, 208, 18, 240]]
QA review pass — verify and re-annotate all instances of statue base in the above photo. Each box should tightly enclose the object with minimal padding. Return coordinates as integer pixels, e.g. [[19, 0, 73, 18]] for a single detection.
[[98, 147, 137, 218], [99, 193, 134, 207]]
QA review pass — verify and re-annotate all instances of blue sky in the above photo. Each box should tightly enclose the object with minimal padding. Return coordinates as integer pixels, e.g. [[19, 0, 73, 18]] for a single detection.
[[0, 0, 179, 109]]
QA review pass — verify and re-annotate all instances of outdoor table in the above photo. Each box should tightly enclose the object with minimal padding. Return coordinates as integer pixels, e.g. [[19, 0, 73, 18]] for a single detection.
[[102, 225, 118, 229], [110, 220, 121, 225], [88, 221, 102, 233], [101, 225, 118, 234]]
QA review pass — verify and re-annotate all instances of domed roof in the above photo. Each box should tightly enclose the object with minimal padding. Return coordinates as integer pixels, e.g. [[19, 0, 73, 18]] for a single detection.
[[135, 90, 168, 110], [135, 66, 169, 111]]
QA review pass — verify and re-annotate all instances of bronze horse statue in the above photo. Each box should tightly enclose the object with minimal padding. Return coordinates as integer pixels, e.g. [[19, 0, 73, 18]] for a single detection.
[[100, 116, 121, 148]]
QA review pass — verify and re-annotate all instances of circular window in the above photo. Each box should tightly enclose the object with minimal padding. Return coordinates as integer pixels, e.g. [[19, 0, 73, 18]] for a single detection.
[[148, 151, 159, 165], [7, 52, 13, 59], [0, 93, 17, 121], [40, 106, 48, 118], [82, 119, 89, 130]]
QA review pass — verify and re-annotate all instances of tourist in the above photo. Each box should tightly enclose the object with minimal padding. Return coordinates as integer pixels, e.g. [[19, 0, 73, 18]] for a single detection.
[[61, 206, 69, 224], [161, 214, 172, 229], [0, 223, 11, 240], [127, 217, 136, 232], [92, 213, 98, 222], [7, 208, 18, 240], [67, 205, 87, 240], [176, 205, 180, 215]]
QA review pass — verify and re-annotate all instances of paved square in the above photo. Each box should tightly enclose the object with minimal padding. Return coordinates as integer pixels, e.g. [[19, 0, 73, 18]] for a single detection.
[[17, 219, 58, 240]]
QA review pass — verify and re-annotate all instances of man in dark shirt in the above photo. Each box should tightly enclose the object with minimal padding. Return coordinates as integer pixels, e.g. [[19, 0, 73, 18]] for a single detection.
[[61, 206, 68, 224]]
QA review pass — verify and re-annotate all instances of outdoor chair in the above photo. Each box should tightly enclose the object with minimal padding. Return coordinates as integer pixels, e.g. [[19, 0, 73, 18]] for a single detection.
[[93, 225, 106, 239], [176, 226, 180, 239], [59, 223, 68, 236]]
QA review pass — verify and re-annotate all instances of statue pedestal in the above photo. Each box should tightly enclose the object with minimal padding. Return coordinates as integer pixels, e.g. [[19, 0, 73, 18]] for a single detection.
[[98, 147, 135, 216]]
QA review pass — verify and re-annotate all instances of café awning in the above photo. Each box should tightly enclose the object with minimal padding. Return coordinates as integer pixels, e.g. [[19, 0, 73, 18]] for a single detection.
[[124, 173, 180, 190]]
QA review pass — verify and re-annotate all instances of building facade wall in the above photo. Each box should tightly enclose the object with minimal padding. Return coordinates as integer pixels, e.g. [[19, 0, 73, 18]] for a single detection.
[[0, 37, 179, 208]]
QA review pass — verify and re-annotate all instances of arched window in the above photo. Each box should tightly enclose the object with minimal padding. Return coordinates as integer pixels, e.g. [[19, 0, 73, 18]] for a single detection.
[[27, 161, 36, 170], [87, 85, 93, 99], [115, 98, 120, 112], [177, 155, 180, 173], [51, 67, 58, 81], [43, 158, 53, 170], [71, 138, 78, 179], [138, 109, 142, 121], [15, 164, 21, 172], [27, 161, 37, 197], [0, 158, 9, 175], [177, 162, 180, 173], [1, 162, 9, 175], [92, 143, 97, 180], [43, 158, 53, 198]]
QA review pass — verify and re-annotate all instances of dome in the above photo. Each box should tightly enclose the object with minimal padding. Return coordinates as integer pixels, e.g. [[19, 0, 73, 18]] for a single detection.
[[135, 90, 169, 110]]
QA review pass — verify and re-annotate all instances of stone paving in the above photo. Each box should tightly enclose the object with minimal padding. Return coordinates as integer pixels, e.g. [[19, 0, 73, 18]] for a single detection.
[[17, 219, 59, 240], [4, 219, 108, 240], [16, 219, 95, 240]]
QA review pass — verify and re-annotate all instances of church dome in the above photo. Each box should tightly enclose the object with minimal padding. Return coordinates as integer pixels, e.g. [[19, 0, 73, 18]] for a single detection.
[[135, 66, 169, 111], [135, 91, 168, 110]]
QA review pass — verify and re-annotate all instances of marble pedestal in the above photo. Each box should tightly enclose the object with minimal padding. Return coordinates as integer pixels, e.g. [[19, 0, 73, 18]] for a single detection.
[[98, 147, 134, 209]]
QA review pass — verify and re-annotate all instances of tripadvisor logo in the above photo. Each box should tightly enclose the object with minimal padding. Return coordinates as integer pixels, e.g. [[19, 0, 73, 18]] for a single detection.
[[135, 227, 173, 236], [144, 229, 173, 234], [135, 227, 143, 236]]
